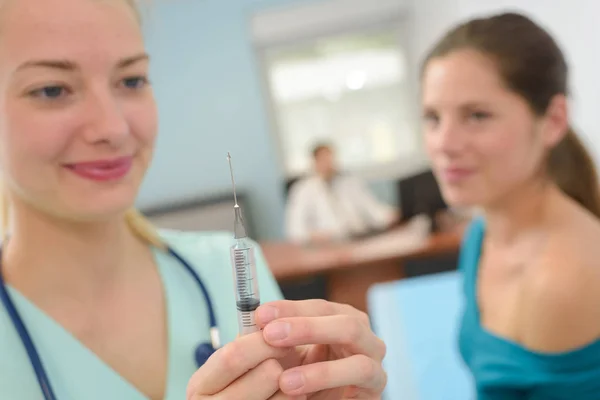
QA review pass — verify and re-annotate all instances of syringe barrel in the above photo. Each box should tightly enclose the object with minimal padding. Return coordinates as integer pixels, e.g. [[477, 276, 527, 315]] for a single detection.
[[230, 238, 260, 335]]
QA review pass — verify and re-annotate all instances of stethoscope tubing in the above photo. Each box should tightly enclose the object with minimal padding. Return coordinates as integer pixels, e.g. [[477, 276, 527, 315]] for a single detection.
[[0, 245, 218, 400]]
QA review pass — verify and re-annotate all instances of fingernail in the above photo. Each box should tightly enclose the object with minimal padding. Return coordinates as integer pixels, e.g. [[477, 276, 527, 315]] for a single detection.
[[264, 321, 290, 341], [256, 305, 278, 324], [281, 370, 304, 391]]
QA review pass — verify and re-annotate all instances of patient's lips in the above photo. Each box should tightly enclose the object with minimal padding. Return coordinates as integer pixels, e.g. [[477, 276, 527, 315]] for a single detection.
[[441, 166, 474, 183]]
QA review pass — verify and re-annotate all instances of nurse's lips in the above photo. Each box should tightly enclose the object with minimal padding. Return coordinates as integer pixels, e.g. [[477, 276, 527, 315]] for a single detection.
[[64, 156, 133, 181]]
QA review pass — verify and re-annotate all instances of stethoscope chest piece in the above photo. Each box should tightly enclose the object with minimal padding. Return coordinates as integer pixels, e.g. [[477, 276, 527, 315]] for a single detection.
[[195, 342, 216, 367]]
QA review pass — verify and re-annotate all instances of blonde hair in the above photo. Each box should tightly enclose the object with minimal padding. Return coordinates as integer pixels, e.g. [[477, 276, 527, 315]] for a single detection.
[[0, 186, 166, 250], [125, 208, 167, 250], [0, 0, 167, 252]]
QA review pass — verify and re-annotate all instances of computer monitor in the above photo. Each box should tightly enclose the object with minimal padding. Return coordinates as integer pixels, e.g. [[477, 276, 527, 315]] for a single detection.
[[397, 169, 447, 232]]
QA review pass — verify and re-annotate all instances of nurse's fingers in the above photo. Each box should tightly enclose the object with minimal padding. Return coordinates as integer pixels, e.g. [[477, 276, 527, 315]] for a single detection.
[[263, 314, 386, 362], [186, 331, 290, 397], [256, 299, 369, 327], [279, 355, 387, 397], [189, 358, 283, 400], [268, 392, 307, 400]]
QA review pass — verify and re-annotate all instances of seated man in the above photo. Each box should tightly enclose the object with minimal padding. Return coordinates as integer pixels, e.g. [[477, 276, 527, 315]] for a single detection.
[[285, 143, 399, 244]]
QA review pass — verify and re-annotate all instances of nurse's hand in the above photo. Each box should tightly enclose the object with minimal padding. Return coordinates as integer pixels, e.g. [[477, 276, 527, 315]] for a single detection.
[[186, 330, 295, 400], [257, 299, 387, 399]]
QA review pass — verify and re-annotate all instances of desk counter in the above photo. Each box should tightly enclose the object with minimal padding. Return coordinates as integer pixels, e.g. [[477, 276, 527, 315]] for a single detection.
[[261, 218, 464, 312]]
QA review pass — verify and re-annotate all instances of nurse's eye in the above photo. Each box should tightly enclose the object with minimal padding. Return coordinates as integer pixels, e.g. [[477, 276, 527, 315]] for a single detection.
[[120, 76, 150, 90], [29, 85, 68, 100]]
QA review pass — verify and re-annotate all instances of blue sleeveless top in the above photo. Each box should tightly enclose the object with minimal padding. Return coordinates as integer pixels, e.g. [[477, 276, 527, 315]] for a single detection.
[[458, 218, 600, 399]]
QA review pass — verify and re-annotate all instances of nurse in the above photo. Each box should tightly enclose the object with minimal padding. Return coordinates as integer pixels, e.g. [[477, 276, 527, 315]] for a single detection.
[[0, 0, 386, 399], [422, 12, 600, 399]]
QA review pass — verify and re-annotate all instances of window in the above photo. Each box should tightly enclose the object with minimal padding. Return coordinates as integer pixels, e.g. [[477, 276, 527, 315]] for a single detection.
[[260, 25, 424, 179]]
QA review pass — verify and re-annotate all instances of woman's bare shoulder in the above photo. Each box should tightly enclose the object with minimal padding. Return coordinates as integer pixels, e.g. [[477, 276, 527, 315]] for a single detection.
[[522, 206, 600, 353], [554, 199, 600, 270]]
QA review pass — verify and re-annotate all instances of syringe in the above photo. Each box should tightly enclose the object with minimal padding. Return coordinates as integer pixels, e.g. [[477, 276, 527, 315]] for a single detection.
[[227, 153, 261, 336]]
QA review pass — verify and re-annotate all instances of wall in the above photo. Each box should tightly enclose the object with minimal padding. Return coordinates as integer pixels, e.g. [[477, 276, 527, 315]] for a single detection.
[[137, 0, 407, 240], [137, 0, 307, 240]]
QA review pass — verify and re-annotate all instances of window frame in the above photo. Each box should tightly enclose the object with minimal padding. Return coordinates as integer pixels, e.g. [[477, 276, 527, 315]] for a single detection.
[[253, 12, 429, 181]]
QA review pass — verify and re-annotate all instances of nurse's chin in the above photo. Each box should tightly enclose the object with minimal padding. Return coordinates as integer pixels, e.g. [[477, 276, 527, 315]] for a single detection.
[[59, 193, 139, 223]]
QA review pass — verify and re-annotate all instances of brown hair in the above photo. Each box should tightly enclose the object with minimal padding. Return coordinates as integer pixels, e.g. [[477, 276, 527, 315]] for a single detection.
[[422, 12, 600, 218]]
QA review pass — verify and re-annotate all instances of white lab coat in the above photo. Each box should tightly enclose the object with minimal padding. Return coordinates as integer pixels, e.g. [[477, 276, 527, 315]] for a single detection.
[[285, 175, 397, 243]]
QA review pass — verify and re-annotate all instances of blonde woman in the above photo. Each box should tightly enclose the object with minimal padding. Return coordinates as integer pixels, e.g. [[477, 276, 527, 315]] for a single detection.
[[0, 0, 387, 399]]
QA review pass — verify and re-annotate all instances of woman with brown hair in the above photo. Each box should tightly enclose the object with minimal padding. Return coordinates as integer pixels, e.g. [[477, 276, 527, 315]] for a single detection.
[[421, 12, 600, 398]]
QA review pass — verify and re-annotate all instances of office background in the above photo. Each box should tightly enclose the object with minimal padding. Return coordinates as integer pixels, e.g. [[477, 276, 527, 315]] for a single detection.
[[135, 0, 600, 241], [127, 3, 600, 398]]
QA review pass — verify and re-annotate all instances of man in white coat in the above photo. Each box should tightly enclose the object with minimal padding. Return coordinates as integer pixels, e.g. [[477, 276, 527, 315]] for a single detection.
[[285, 143, 400, 244]]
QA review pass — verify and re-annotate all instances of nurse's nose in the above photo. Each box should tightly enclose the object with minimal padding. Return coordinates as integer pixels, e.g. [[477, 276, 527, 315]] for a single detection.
[[81, 90, 130, 148]]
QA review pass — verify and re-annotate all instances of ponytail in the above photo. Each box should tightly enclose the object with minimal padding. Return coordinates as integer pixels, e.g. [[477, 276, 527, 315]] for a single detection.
[[547, 128, 600, 218]]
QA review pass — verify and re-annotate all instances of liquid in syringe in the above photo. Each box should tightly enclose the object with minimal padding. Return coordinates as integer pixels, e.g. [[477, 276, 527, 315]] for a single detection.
[[227, 153, 261, 335]]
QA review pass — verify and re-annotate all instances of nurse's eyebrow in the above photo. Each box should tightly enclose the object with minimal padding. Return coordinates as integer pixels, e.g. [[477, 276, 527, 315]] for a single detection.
[[116, 53, 150, 69], [17, 59, 76, 71], [16, 53, 150, 72]]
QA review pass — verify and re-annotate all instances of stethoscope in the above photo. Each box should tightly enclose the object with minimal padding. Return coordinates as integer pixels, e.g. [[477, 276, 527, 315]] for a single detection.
[[0, 246, 221, 400]]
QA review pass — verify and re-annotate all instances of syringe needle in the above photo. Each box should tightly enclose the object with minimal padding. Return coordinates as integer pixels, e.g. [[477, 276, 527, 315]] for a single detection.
[[227, 152, 238, 207], [227, 152, 247, 239], [226, 152, 260, 336]]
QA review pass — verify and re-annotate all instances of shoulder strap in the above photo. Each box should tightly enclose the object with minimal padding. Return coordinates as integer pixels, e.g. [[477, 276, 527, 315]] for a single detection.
[[458, 218, 485, 301]]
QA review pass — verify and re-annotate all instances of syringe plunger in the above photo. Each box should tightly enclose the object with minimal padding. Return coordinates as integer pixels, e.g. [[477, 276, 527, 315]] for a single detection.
[[231, 238, 260, 335]]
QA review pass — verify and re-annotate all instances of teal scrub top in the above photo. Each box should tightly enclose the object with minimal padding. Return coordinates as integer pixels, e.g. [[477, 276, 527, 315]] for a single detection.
[[0, 229, 283, 399], [458, 218, 600, 399]]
